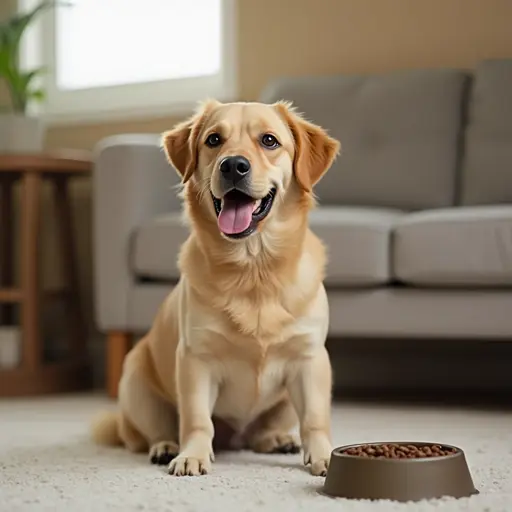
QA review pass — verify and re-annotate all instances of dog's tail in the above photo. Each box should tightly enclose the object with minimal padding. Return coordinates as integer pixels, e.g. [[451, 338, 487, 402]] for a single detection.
[[90, 410, 122, 446]]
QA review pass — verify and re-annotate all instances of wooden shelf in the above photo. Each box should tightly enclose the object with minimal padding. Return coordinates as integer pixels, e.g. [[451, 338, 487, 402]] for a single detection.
[[0, 288, 72, 303], [0, 360, 92, 397], [0, 153, 92, 397], [0, 288, 22, 303], [0, 151, 92, 174]]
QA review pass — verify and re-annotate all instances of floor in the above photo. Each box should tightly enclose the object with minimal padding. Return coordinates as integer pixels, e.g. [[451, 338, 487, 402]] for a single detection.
[[0, 394, 511, 511]]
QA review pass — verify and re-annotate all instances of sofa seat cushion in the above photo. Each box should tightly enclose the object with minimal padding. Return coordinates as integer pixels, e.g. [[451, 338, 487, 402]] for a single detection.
[[310, 206, 404, 286], [132, 212, 189, 280], [393, 206, 512, 286]]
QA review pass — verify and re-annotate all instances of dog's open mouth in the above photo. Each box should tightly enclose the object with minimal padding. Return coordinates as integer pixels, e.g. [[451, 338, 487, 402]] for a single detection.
[[212, 188, 276, 239]]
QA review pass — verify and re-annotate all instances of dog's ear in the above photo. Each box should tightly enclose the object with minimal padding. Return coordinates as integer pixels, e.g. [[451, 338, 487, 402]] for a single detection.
[[274, 101, 340, 193], [162, 99, 219, 183]]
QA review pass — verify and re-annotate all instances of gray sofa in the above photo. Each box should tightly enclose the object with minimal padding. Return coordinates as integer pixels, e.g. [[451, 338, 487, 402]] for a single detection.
[[93, 59, 512, 396]]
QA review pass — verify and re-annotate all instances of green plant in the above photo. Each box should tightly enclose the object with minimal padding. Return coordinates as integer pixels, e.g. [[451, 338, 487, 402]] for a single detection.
[[0, 1, 67, 114]]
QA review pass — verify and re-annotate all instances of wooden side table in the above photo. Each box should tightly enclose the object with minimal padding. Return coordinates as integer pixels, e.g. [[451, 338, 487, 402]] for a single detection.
[[0, 151, 92, 396]]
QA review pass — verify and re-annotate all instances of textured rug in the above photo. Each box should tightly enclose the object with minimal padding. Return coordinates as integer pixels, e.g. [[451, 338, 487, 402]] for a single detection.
[[0, 394, 511, 511]]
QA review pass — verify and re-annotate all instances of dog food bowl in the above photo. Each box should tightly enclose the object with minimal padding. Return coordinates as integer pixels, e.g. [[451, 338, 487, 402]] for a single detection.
[[323, 442, 478, 502]]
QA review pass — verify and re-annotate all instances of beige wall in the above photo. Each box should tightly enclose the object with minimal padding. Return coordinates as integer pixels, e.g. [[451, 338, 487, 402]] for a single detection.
[[4, 0, 512, 347], [237, 0, 512, 100]]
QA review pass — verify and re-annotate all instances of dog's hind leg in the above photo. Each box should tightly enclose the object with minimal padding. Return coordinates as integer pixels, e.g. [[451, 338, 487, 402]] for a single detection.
[[119, 354, 180, 466], [118, 412, 147, 453], [244, 398, 301, 454]]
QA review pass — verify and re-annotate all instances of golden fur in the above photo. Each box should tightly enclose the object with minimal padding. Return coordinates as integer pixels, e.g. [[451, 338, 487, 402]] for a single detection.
[[91, 100, 341, 477]]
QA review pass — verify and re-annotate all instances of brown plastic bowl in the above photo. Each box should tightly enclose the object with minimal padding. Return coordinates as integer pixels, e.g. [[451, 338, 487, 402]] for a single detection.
[[323, 442, 478, 502]]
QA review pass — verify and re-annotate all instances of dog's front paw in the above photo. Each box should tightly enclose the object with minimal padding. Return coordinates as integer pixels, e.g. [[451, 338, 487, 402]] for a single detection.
[[303, 433, 332, 477], [309, 457, 330, 476], [168, 454, 212, 476], [149, 441, 179, 466]]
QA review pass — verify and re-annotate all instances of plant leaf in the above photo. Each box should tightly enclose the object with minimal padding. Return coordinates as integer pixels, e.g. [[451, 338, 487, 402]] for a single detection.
[[0, 48, 11, 77], [20, 66, 47, 88], [28, 88, 45, 103], [0, 1, 71, 112], [0, 24, 15, 79], [4, 2, 72, 66]]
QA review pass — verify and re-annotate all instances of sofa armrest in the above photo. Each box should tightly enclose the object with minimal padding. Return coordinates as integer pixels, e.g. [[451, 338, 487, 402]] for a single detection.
[[92, 134, 180, 331]]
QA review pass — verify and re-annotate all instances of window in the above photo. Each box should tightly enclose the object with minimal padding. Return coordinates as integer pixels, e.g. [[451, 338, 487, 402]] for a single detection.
[[19, 0, 237, 123]]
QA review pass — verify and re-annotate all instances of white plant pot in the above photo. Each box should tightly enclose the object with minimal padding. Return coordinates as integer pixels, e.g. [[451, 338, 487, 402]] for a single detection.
[[0, 114, 45, 153], [0, 326, 21, 369]]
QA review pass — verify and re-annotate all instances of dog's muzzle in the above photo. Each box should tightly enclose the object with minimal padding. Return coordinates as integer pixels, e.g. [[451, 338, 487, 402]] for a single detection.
[[218, 155, 252, 195]]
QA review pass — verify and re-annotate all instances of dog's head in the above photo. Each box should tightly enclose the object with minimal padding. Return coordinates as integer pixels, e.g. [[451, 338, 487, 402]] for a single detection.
[[162, 100, 340, 241]]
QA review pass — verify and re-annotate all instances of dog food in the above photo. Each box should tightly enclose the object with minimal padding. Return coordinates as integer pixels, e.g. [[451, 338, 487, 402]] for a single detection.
[[341, 443, 458, 459]]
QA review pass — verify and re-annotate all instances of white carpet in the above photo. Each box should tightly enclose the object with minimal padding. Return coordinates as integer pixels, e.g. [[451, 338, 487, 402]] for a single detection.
[[0, 394, 511, 512]]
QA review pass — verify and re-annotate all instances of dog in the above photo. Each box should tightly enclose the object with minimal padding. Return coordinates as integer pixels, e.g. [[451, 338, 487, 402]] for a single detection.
[[91, 99, 341, 477]]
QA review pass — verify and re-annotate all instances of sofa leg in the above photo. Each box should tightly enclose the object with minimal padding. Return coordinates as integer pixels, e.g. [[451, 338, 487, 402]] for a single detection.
[[107, 331, 132, 398]]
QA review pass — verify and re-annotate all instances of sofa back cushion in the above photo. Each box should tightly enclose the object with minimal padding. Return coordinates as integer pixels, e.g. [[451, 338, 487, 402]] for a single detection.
[[460, 59, 512, 205], [260, 69, 468, 210]]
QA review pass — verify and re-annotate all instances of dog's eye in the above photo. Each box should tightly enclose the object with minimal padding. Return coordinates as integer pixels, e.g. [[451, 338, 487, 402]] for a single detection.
[[205, 133, 222, 148], [261, 133, 280, 149]]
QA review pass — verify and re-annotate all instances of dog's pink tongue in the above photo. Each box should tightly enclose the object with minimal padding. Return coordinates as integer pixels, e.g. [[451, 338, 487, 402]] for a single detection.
[[218, 196, 255, 235]]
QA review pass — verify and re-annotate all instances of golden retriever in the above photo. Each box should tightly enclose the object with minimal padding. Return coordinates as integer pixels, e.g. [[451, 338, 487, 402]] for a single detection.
[[91, 99, 340, 477]]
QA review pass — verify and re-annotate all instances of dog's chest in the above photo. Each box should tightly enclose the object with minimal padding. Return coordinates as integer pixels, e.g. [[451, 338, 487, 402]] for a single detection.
[[212, 355, 288, 429]]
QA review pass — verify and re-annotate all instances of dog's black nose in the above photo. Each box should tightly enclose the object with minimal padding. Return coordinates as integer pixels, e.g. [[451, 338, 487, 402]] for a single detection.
[[219, 155, 251, 184]]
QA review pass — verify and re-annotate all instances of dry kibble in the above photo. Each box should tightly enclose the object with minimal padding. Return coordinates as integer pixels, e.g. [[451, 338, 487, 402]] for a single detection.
[[340, 443, 458, 459]]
